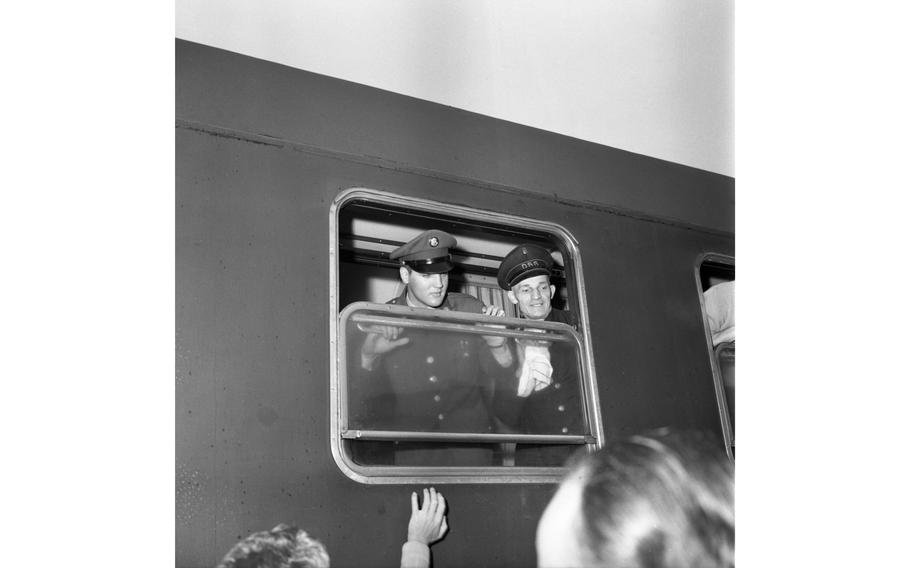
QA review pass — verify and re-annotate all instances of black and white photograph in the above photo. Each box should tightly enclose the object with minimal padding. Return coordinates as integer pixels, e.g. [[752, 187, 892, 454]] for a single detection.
[[175, 3, 733, 566], [7, 1, 910, 567]]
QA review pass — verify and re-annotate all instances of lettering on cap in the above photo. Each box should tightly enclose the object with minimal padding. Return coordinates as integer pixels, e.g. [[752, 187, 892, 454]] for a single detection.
[[496, 243, 555, 290]]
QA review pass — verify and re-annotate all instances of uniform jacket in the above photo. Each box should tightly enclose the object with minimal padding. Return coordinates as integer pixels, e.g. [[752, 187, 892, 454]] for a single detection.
[[351, 291, 507, 434], [493, 308, 586, 466]]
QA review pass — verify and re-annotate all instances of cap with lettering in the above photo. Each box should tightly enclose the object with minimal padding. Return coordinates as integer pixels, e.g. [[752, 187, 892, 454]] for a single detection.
[[389, 229, 457, 274], [497, 244, 554, 290]]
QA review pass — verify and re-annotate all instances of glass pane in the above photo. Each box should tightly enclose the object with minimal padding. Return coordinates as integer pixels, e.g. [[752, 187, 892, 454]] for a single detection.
[[716, 342, 735, 436], [342, 303, 590, 467]]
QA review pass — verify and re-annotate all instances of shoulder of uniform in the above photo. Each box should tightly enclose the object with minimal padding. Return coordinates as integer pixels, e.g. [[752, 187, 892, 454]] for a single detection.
[[551, 308, 577, 327]]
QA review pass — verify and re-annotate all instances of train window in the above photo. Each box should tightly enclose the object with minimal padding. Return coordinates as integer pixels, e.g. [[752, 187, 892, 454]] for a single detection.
[[329, 188, 603, 483], [696, 254, 735, 459]]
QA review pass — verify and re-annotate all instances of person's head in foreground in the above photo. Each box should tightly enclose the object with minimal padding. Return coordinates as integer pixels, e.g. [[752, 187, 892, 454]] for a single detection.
[[216, 523, 330, 568], [536, 429, 734, 568]]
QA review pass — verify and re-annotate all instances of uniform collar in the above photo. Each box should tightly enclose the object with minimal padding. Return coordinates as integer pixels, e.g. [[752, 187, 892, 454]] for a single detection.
[[393, 290, 452, 310]]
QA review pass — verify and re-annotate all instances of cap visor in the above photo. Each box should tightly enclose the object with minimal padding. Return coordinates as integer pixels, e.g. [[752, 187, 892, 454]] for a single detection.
[[408, 259, 454, 274], [507, 267, 551, 288]]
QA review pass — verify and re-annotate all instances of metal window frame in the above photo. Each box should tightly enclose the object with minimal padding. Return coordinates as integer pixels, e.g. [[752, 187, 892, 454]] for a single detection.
[[338, 302, 593, 443], [694, 252, 735, 461], [329, 187, 604, 484]]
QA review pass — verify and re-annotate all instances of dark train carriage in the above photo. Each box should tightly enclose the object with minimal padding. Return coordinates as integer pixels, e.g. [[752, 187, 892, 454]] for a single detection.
[[176, 39, 733, 568]]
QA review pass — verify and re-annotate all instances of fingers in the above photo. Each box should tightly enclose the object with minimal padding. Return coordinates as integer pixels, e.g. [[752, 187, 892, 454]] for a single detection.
[[438, 516, 449, 539], [409, 488, 448, 545], [357, 324, 405, 340], [434, 492, 446, 523], [418, 487, 443, 514], [369, 325, 396, 340], [357, 324, 390, 336], [484, 306, 495, 316], [428, 487, 438, 512], [389, 337, 410, 349], [365, 333, 410, 357], [482, 305, 505, 317]]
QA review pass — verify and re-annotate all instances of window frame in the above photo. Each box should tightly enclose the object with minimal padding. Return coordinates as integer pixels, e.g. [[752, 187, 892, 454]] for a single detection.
[[329, 187, 603, 484], [694, 252, 735, 461], [339, 303, 595, 440]]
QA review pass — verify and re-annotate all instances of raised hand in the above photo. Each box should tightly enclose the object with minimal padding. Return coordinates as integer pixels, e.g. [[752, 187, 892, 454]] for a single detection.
[[480, 304, 508, 348], [408, 487, 448, 546], [359, 324, 409, 370], [482, 304, 505, 318]]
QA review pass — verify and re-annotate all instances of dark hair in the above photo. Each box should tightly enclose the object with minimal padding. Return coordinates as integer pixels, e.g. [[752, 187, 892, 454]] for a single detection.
[[571, 429, 734, 568], [216, 524, 329, 568]]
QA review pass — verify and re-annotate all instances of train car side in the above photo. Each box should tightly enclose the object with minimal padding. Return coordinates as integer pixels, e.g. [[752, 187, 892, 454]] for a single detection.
[[176, 40, 733, 568]]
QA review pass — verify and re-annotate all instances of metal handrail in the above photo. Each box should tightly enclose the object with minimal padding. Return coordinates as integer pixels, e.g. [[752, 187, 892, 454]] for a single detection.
[[350, 313, 575, 342], [341, 429, 593, 444]]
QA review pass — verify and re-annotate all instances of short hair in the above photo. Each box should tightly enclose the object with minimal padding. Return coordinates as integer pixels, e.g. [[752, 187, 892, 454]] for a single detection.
[[569, 429, 734, 568], [216, 524, 330, 568]]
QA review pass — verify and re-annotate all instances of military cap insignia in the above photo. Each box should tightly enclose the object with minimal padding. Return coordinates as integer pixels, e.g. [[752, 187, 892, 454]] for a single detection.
[[389, 229, 456, 273]]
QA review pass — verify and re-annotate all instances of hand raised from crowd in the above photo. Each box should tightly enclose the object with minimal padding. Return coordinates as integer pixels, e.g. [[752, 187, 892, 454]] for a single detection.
[[407, 488, 448, 546]]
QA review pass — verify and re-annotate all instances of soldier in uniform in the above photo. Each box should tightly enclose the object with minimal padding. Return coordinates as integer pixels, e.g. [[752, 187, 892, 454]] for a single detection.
[[351, 229, 512, 467], [493, 244, 585, 466]]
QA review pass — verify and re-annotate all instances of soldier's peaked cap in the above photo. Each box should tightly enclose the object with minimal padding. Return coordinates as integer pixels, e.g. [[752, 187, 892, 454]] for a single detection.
[[389, 229, 456, 273], [497, 244, 554, 290]]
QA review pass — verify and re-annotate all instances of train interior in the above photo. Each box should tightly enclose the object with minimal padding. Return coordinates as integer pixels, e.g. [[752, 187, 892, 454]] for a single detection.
[[337, 198, 572, 314]]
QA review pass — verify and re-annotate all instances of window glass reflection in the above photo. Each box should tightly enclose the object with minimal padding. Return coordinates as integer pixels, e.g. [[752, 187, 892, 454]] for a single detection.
[[342, 303, 589, 467]]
